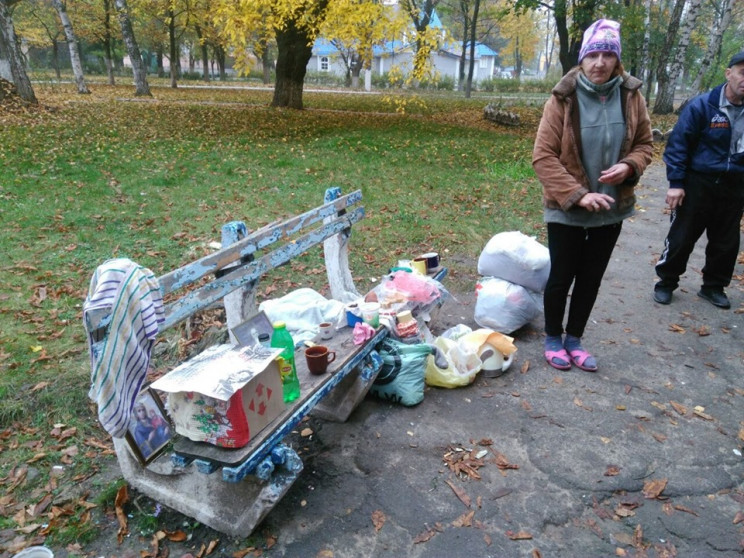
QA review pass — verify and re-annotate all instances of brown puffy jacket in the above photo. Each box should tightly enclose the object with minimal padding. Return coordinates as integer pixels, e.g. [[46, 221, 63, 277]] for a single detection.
[[532, 67, 654, 212]]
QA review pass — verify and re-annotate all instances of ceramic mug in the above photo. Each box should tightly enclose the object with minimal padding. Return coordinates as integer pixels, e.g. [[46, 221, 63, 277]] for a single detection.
[[411, 258, 428, 275], [421, 252, 440, 271], [319, 322, 334, 340], [305, 345, 337, 375]]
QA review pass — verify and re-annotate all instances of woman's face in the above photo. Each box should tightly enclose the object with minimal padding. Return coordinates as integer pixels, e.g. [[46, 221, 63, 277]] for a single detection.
[[580, 51, 618, 85]]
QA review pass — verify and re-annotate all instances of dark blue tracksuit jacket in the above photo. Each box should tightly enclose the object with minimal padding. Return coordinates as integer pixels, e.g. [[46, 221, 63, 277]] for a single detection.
[[663, 83, 744, 189]]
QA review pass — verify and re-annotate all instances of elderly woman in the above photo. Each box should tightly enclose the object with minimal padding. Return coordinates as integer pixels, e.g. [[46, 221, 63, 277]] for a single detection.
[[532, 19, 653, 372]]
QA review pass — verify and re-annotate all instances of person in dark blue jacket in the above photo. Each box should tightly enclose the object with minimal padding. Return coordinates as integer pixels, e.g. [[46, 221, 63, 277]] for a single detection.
[[653, 50, 744, 309]]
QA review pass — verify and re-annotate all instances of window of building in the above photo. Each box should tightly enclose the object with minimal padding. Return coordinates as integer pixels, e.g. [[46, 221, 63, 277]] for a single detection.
[[479, 57, 488, 69], [320, 57, 329, 72]]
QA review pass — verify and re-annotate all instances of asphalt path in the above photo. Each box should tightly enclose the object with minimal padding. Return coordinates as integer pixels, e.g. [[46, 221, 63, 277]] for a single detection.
[[261, 162, 744, 557]]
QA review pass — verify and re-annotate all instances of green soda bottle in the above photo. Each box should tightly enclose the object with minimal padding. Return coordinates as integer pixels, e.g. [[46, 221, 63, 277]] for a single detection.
[[270, 321, 300, 403]]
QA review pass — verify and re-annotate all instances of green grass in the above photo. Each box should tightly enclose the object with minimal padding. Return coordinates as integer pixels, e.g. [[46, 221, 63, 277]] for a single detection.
[[0, 81, 673, 546]]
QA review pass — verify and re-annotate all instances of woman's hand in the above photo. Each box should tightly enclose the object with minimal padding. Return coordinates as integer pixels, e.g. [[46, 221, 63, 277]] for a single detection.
[[578, 193, 615, 212], [598, 162, 632, 185]]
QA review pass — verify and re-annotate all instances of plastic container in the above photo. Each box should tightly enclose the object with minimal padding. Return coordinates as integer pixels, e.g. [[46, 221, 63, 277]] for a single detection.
[[346, 303, 363, 327], [270, 321, 300, 403], [360, 302, 380, 328]]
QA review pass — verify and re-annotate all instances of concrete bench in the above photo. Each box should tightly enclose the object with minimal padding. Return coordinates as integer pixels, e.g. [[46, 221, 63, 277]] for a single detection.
[[85, 188, 446, 537]]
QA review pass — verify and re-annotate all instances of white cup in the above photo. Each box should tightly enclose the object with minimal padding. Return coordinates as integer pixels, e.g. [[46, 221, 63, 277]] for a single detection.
[[319, 322, 334, 340]]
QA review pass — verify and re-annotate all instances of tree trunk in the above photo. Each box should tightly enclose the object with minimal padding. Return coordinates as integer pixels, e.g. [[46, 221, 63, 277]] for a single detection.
[[194, 24, 209, 82], [652, 0, 685, 114], [261, 43, 271, 84], [156, 48, 164, 77], [458, 0, 469, 91], [113, 0, 151, 96], [553, 0, 571, 74], [543, 11, 555, 77], [401, 0, 438, 81], [644, 68, 654, 108], [516, 37, 524, 79], [51, 0, 90, 94], [0, 0, 37, 104], [688, 0, 732, 98], [52, 40, 61, 79], [272, 20, 314, 109], [168, 8, 177, 88], [554, 0, 599, 74], [214, 44, 225, 80], [639, 0, 651, 92], [351, 55, 363, 88], [103, 0, 115, 85], [653, 0, 702, 114], [464, 0, 479, 98]]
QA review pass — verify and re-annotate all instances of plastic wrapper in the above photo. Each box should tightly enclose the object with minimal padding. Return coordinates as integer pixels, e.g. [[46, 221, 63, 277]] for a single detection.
[[367, 270, 449, 319]]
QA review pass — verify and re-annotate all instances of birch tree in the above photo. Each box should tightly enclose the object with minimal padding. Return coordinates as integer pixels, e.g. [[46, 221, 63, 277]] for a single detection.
[[114, 0, 151, 96], [653, 0, 703, 114], [0, 0, 37, 104], [640, 0, 652, 103], [686, 0, 733, 98], [51, 0, 90, 93]]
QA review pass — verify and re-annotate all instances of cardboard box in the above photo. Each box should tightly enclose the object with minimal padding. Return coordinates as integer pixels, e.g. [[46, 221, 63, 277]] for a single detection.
[[151, 344, 286, 448]]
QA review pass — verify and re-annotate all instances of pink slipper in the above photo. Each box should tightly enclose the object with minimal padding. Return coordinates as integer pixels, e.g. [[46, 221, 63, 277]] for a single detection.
[[567, 349, 598, 372], [545, 348, 571, 370]]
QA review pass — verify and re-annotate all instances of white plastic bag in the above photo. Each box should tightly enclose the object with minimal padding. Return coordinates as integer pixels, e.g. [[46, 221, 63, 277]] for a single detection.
[[477, 231, 550, 292], [474, 277, 542, 333]]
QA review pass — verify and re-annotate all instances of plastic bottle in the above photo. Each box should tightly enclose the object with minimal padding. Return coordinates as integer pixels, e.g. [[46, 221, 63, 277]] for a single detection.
[[270, 321, 300, 403]]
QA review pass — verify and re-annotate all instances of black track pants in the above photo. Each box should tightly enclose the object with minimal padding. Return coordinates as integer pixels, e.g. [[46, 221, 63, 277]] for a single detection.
[[655, 172, 744, 290], [544, 222, 622, 338]]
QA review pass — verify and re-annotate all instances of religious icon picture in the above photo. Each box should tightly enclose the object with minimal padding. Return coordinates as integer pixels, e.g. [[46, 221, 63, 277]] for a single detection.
[[125, 387, 172, 466]]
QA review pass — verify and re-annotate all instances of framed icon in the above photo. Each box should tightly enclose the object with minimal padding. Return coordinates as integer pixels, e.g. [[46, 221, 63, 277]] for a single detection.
[[231, 310, 274, 347], [125, 387, 172, 466]]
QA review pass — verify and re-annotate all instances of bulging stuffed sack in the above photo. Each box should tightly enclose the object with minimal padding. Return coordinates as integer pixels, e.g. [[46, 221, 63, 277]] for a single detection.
[[474, 277, 542, 333], [477, 231, 550, 292]]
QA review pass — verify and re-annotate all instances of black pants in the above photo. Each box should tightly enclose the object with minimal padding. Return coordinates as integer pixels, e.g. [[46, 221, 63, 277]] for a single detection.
[[655, 172, 744, 290], [544, 222, 622, 338]]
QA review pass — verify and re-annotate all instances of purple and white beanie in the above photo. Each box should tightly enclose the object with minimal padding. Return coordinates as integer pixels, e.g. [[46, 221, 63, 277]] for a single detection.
[[578, 19, 621, 63]]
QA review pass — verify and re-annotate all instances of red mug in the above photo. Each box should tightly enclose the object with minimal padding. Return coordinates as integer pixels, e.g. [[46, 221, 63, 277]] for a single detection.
[[304, 345, 336, 375]]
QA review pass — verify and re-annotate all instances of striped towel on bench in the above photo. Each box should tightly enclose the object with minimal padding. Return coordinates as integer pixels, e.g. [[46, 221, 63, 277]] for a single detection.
[[84, 258, 164, 438]]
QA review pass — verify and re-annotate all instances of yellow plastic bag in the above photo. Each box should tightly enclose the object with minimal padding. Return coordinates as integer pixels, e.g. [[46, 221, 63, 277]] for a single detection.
[[424, 337, 482, 388], [425, 328, 517, 388]]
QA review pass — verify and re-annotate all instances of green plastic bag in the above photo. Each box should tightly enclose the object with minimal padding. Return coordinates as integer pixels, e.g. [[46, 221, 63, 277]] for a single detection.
[[369, 339, 433, 406]]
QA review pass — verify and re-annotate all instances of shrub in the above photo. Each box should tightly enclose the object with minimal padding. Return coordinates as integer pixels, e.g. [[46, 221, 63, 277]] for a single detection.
[[435, 75, 455, 91], [304, 70, 346, 87], [479, 78, 496, 92]]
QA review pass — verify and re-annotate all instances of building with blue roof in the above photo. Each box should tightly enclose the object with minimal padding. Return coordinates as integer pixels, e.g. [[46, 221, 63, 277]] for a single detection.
[[306, 7, 497, 88]]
